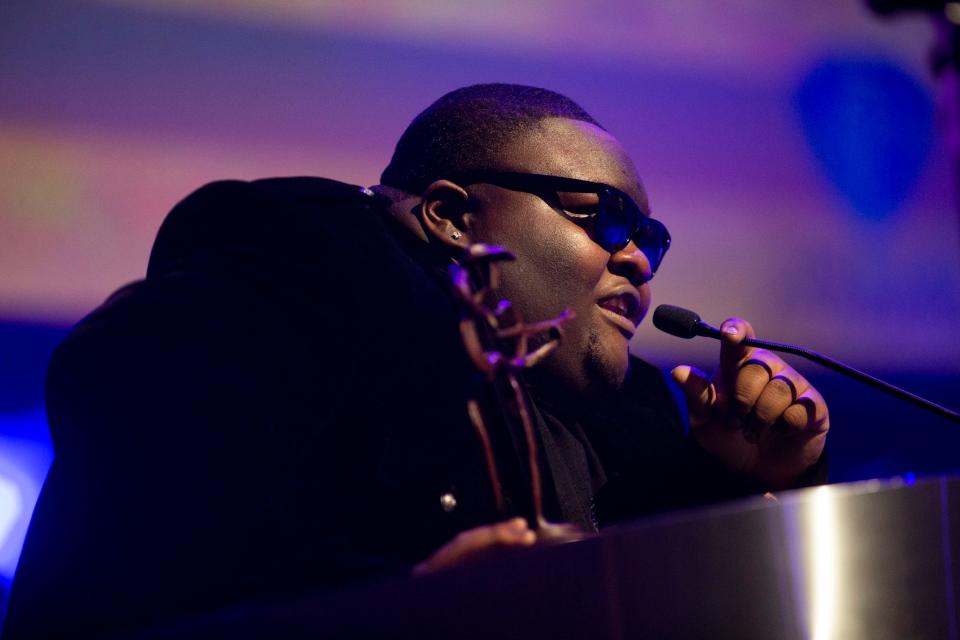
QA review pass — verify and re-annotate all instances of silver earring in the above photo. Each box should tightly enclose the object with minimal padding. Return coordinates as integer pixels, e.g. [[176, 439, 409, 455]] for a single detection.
[[451, 230, 462, 240]]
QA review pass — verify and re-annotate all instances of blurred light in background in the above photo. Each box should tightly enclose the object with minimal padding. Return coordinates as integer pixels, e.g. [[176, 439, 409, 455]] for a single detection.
[[0, 480, 23, 565], [795, 55, 934, 221], [2, 0, 953, 368], [0, 323, 61, 590], [0, 426, 52, 580]]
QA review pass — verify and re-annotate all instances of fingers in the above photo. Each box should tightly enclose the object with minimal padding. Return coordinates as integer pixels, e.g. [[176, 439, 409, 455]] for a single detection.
[[751, 373, 801, 427], [734, 355, 829, 443], [782, 387, 830, 433], [690, 316, 831, 487], [717, 317, 789, 420], [714, 317, 828, 439], [673, 352, 803, 434], [454, 517, 536, 550], [719, 317, 757, 384], [670, 365, 716, 428], [413, 517, 536, 576]]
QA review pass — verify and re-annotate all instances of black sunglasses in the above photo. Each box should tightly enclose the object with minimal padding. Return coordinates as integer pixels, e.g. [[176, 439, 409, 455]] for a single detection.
[[447, 170, 671, 273]]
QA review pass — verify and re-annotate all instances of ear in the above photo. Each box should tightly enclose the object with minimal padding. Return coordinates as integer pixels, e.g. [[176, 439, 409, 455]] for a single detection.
[[419, 180, 475, 251]]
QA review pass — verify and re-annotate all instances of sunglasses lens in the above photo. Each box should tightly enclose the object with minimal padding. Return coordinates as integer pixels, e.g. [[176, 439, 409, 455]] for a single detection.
[[597, 190, 670, 272], [634, 218, 670, 272], [597, 191, 632, 253]]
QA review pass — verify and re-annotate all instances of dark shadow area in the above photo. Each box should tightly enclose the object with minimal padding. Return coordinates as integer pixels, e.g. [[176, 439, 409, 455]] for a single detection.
[[805, 368, 960, 483]]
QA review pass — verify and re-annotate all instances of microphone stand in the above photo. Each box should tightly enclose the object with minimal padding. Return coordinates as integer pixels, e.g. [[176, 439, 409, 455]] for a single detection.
[[691, 318, 960, 424]]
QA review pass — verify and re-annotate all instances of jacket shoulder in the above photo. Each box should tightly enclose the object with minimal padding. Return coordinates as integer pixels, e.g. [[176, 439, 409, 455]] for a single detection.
[[147, 177, 388, 278]]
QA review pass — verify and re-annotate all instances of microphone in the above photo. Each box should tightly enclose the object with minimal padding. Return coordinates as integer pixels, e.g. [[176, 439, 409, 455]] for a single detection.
[[653, 304, 722, 340], [652, 304, 960, 425]]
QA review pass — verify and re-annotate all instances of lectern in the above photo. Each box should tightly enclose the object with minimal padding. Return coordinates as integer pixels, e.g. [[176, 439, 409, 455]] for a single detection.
[[134, 477, 960, 639]]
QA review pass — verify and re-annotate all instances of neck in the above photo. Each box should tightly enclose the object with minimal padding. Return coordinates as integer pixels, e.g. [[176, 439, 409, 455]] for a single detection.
[[526, 362, 624, 427]]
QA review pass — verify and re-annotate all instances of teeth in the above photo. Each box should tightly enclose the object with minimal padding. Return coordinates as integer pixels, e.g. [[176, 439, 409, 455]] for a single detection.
[[601, 297, 629, 317]]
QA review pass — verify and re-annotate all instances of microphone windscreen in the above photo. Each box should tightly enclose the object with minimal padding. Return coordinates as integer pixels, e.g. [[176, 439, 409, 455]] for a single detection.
[[652, 304, 702, 339]]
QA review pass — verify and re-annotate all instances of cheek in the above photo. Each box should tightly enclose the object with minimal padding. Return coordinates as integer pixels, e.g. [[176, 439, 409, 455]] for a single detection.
[[469, 194, 608, 323], [636, 282, 652, 323], [503, 224, 607, 322]]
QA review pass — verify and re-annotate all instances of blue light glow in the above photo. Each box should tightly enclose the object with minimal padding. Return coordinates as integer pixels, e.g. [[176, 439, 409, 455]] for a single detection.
[[0, 410, 54, 580], [795, 56, 934, 221]]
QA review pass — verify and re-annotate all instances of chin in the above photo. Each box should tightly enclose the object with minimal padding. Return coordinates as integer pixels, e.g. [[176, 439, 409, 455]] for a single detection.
[[583, 328, 630, 392]]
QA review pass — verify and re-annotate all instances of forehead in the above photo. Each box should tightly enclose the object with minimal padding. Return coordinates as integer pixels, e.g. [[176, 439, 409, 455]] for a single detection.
[[497, 118, 649, 211]]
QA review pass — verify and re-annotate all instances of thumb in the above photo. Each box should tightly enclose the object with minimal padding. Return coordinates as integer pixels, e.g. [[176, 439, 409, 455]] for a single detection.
[[671, 365, 717, 428]]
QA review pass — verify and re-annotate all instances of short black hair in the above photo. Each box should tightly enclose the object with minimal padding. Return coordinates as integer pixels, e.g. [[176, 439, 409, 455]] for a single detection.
[[380, 83, 603, 194]]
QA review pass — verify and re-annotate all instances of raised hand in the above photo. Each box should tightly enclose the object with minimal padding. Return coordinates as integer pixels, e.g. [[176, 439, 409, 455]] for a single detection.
[[670, 317, 829, 489]]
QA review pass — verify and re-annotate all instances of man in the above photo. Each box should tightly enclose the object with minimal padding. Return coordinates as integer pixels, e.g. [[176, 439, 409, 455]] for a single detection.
[[4, 84, 828, 638]]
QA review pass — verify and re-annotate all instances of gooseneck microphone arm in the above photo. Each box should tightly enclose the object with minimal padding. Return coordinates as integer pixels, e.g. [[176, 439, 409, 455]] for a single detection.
[[652, 304, 960, 425]]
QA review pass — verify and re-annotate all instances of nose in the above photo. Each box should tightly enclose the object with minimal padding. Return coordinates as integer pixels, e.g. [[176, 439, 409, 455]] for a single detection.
[[608, 241, 654, 287]]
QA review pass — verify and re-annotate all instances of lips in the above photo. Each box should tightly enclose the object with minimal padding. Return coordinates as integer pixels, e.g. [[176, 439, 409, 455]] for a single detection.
[[596, 290, 642, 336]]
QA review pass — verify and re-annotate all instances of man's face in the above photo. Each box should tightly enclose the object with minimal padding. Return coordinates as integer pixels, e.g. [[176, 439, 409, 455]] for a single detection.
[[463, 118, 654, 397]]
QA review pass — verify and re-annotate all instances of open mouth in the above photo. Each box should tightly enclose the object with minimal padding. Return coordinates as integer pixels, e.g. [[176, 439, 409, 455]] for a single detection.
[[596, 292, 640, 334]]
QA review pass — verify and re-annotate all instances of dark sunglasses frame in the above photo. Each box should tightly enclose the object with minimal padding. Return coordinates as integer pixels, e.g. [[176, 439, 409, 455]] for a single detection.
[[446, 170, 671, 273]]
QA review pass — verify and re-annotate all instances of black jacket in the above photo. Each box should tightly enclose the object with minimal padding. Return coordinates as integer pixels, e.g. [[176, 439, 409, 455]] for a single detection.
[[4, 178, 815, 639]]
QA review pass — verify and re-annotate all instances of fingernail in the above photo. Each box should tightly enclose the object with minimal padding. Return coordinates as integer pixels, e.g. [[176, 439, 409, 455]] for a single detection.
[[725, 326, 738, 336], [522, 531, 536, 545], [509, 517, 528, 531]]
